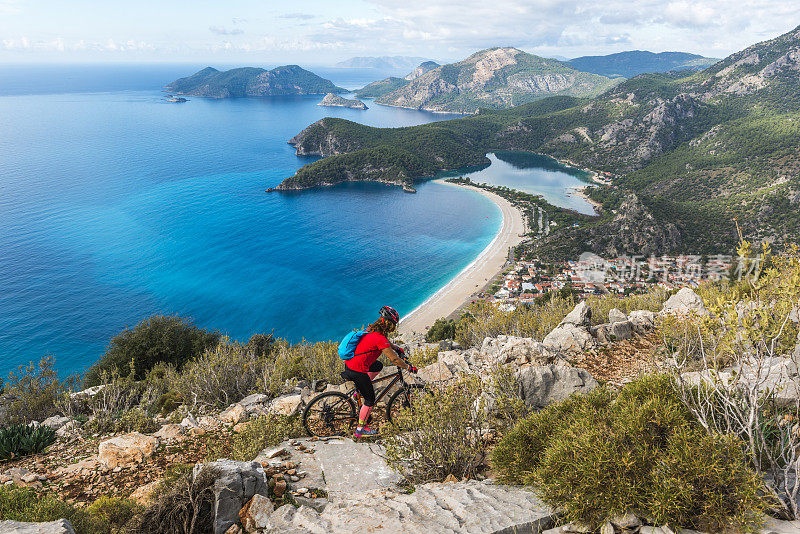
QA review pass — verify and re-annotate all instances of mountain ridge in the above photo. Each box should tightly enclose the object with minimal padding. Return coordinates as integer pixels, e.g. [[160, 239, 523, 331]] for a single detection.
[[279, 24, 800, 256], [568, 50, 718, 78]]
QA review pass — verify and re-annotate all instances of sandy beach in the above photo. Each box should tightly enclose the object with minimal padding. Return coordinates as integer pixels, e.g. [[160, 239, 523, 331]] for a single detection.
[[397, 179, 527, 339]]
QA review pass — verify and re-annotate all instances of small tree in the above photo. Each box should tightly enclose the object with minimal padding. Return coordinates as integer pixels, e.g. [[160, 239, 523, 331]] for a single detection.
[[669, 241, 800, 519]]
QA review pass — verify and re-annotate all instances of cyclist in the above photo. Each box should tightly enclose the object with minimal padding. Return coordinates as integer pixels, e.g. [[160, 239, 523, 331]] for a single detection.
[[342, 305, 417, 437]]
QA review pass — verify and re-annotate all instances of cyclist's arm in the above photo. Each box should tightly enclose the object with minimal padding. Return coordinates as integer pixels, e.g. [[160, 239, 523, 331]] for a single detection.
[[382, 347, 412, 371]]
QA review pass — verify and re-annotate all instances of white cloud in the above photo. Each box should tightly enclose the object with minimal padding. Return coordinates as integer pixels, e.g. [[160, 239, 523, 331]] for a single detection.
[[210, 26, 244, 35]]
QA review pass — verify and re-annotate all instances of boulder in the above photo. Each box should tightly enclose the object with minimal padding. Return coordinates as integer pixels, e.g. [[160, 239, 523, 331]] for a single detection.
[[516, 365, 599, 409], [543, 323, 596, 353], [98, 432, 159, 469], [268, 394, 304, 417], [53, 457, 100, 477], [592, 321, 634, 344], [608, 308, 627, 323], [680, 369, 734, 388], [738, 355, 800, 407], [181, 413, 200, 428], [543, 303, 596, 353], [219, 404, 247, 425], [69, 385, 105, 400], [153, 423, 185, 442], [418, 361, 454, 383], [499, 337, 560, 366], [661, 287, 708, 316], [239, 494, 274, 533], [41, 416, 70, 430], [129, 480, 160, 506], [437, 351, 471, 373], [238, 393, 269, 407], [193, 459, 269, 534], [628, 310, 656, 334], [0, 520, 76, 533]]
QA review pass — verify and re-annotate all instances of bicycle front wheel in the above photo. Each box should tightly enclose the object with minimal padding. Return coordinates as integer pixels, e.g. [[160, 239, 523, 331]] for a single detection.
[[385, 384, 429, 427], [302, 391, 357, 437]]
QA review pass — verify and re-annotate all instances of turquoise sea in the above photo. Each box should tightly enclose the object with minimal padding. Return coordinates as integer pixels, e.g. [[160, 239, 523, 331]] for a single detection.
[[0, 64, 590, 377]]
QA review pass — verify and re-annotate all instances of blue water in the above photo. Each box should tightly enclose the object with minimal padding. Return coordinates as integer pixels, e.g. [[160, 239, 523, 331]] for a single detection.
[[456, 152, 595, 215], [0, 65, 589, 378]]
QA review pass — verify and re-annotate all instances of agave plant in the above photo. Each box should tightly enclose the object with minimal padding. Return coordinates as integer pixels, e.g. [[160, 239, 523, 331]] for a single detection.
[[0, 424, 57, 461]]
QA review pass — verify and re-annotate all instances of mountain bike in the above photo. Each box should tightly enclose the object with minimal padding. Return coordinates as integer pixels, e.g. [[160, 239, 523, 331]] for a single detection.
[[302, 363, 427, 437]]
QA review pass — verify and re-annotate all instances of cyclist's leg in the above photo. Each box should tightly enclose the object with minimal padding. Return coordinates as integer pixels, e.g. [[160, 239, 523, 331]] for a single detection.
[[343, 368, 376, 428], [366, 360, 383, 382]]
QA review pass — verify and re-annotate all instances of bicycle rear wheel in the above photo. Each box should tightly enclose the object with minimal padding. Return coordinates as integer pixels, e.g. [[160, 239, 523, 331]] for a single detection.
[[385, 384, 429, 427], [303, 392, 357, 437]]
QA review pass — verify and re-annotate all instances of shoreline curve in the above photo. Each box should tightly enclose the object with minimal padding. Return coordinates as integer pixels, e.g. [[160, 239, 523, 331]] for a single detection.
[[397, 179, 527, 340]]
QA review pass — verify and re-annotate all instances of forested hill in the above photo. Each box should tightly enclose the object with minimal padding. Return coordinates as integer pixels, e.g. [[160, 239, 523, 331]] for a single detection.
[[568, 51, 718, 78], [165, 66, 346, 98], [280, 24, 800, 257]]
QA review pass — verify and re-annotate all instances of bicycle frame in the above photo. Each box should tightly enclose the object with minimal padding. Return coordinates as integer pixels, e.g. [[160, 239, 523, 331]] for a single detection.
[[344, 368, 406, 407]]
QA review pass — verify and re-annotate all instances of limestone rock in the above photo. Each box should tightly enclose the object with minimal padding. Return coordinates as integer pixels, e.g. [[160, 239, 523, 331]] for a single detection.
[[738, 355, 800, 407], [611, 512, 641, 529], [608, 308, 627, 323], [543, 323, 596, 353], [418, 361, 454, 383], [53, 457, 100, 477], [239, 494, 274, 533], [516, 365, 599, 409], [153, 423, 185, 441], [98, 432, 159, 469], [41, 416, 70, 430], [762, 517, 800, 534], [628, 310, 656, 334], [437, 351, 470, 373], [193, 459, 269, 534], [661, 287, 708, 316], [0, 519, 76, 533], [268, 394, 304, 417], [592, 320, 634, 344], [543, 302, 596, 352], [129, 480, 160, 506], [180, 413, 199, 429], [239, 393, 269, 410], [220, 404, 247, 425], [55, 421, 79, 438]]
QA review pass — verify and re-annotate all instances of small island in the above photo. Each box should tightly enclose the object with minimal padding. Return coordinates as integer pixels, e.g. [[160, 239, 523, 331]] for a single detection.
[[165, 96, 188, 103], [318, 93, 368, 110]]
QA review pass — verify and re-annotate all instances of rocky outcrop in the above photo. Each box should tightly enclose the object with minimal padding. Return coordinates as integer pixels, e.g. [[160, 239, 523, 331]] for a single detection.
[[376, 47, 618, 113], [516, 365, 599, 409], [405, 61, 441, 81], [98, 432, 159, 469], [661, 287, 708, 316], [318, 93, 368, 110], [262, 480, 555, 533], [193, 459, 269, 534], [543, 302, 597, 353], [0, 520, 76, 533], [287, 118, 368, 157]]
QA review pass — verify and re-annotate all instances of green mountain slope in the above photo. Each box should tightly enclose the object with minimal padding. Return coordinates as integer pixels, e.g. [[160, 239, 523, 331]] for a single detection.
[[568, 51, 718, 78], [280, 25, 800, 256], [165, 65, 346, 98], [355, 77, 409, 99], [373, 47, 621, 113]]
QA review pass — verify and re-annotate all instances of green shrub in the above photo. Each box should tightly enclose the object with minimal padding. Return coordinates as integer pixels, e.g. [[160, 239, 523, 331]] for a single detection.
[[206, 414, 301, 462], [492, 374, 765, 532], [384, 378, 488, 483], [125, 468, 218, 534], [177, 339, 263, 408], [0, 486, 137, 534], [485, 363, 531, 431], [85, 315, 220, 386], [410, 345, 438, 367], [425, 318, 456, 342], [0, 424, 56, 461], [3, 355, 77, 424]]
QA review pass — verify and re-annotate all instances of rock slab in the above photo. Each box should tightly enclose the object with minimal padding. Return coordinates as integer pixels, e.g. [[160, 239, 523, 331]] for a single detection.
[[0, 519, 76, 533], [194, 459, 269, 534]]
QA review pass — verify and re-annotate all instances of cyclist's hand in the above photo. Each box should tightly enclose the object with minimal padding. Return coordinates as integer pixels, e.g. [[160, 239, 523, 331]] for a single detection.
[[407, 365, 418, 374]]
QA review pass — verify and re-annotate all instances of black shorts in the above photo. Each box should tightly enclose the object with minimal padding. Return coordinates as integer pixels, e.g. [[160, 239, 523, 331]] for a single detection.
[[341, 361, 383, 407]]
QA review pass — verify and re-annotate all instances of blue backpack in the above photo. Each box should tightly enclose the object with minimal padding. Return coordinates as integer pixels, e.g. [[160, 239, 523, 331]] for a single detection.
[[338, 329, 368, 360]]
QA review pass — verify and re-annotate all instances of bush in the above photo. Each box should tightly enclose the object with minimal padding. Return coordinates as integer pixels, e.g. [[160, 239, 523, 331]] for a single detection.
[[384, 378, 488, 483], [485, 363, 531, 430], [206, 414, 301, 462], [425, 318, 456, 342], [0, 486, 138, 533], [0, 424, 56, 461], [85, 315, 220, 386], [178, 338, 264, 408], [125, 468, 217, 534], [3, 355, 77, 424], [492, 374, 765, 532]]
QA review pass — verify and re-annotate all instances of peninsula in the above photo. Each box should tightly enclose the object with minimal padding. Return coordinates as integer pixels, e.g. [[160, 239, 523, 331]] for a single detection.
[[318, 93, 368, 109], [164, 65, 346, 98], [278, 25, 800, 258]]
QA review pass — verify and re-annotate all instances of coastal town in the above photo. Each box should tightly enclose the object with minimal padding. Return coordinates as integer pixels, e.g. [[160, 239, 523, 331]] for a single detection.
[[478, 253, 737, 307]]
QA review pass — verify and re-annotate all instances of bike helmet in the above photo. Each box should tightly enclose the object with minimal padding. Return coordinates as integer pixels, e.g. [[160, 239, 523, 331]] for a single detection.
[[379, 305, 400, 325]]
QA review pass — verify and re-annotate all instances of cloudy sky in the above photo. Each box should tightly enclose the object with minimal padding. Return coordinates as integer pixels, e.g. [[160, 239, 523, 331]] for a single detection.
[[1, 0, 799, 64]]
